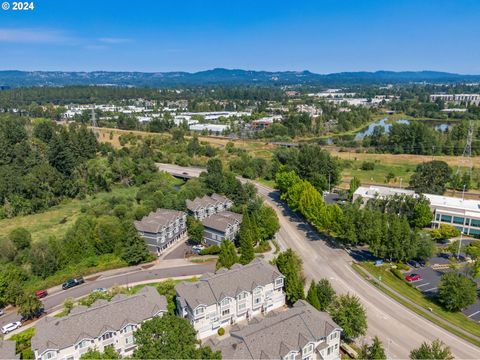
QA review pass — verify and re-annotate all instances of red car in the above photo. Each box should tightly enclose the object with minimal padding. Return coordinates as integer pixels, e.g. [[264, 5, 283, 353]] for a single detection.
[[35, 290, 48, 299], [405, 274, 422, 282]]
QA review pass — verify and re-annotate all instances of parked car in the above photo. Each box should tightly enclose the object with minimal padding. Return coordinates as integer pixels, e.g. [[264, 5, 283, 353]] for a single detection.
[[92, 287, 107, 293], [21, 308, 45, 323], [192, 245, 205, 254], [407, 260, 421, 268], [405, 273, 422, 282], [1, 321, 21, 334], [0, 309, 4, 317], [62, 277, 85, 290], [35, 289, 48, 298]]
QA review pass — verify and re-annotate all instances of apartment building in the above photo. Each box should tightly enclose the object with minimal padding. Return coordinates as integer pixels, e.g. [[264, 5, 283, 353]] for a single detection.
[[134, 208, 187, 255], [203, 211, 243, 245], [186, 194, 233, 220], [31, 287, 167, 360], [206, 300, 341, 360], [430, 94, 480, 106], [175, 259, 286, 339]]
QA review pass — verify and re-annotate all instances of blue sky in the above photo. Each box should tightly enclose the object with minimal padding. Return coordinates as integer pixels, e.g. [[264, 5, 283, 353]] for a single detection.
[[0, 0, 479, 73]]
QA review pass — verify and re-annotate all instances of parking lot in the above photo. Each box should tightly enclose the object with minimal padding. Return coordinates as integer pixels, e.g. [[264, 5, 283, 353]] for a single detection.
[[405, 258, 480, 321]]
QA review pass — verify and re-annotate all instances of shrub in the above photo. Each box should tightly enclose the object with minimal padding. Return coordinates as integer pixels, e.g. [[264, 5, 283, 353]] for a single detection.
[[217, 327, 225, 336], [199, 245, 220, 255], [360, 161, 375, 171], [391, 268, 404, 280], [395, 262, 410, 271], [254, 241, 271, 253]]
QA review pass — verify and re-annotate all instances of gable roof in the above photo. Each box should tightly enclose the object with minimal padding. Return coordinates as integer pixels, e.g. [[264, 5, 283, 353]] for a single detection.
[[212, 300, 341, 359], [202, 211, 243, 232], [175, 259, 283, 310], [186, 194, 231, 212], [31, 286, 167, 355], [134, 208, 184, 234], [0, 340, 19, 360]]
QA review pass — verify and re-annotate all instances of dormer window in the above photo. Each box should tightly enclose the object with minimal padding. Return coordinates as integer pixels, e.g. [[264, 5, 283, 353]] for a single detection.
[[44, 351, 57, 360], [283, 352, 296, 360], [275, 277, 284, 288], [194, 306, 205, 316], [302, 343, 314, 356], [102, 332, 114, 341]]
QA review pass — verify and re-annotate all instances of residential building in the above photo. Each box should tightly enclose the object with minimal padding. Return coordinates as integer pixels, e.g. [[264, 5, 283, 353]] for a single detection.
[[189, 123, 229, 135], [0, 340, 19, 360], [31, 287, 167, 360], [250, 115, 283, 131], [186, 194, 233, 220], [175, 259, 286, 339], [134, 209, 187, 255], [430, 94, 480, 106], [206, 300, 341, 360], [202, 211, 243, 245], [353, 185, 480, 236]]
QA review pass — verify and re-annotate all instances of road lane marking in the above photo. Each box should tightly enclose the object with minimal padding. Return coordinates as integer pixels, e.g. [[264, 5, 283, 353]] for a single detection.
[[424, 287, 437, 292], [416, 282, 430, 288], [467, 310, 480, 318]]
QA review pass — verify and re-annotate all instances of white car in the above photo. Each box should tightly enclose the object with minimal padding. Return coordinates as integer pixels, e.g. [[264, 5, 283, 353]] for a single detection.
[[0, 309, 4, 317], [92, 287, 107, 293], [1, 321, 21, 334], [192, 245, 205, 253]]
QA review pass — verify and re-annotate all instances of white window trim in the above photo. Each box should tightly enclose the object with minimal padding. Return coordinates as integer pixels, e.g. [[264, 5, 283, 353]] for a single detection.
[[302, 343, 314, 356]]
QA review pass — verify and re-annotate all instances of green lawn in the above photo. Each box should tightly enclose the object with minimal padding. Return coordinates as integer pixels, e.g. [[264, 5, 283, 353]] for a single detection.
[[0, 185, 138, 243], [356, 262, 480, 344], [341, 161, 416, 186]]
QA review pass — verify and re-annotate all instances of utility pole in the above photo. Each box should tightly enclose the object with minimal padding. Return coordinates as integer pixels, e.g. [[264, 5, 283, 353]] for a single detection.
[[91, 105, 98, 138], [457, 231, 464, 259], [456, 120, 474, 176], [462, 184, 466, 201]]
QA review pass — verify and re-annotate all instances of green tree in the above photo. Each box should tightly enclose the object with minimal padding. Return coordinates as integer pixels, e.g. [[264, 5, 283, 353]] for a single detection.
[[186, 216, 204, 245], [81, 347, 120, 359], [255, 205, 280, 240], [413, 201, 433, 228], [204, 158, 224, 193], [306, 281, 321, 310], [349, 176, 361, 199], [437, 272, 477, 311], [409, 339, 454, 360], [409, 160, 452, 195], [17, 293, 42, 319], [275, 169, 301, 197], [330, 294, 367, 339], [359, 336, 386, 360], [133, 315, 220, 359], [9, 227, 32, 251], [239, 212, 255, 265], [316, 278, 336, 311], [216, 240, 239, 269], [121, 224, 150, 266], [429, 224, 460, 241], [274, 249, 304, 303]]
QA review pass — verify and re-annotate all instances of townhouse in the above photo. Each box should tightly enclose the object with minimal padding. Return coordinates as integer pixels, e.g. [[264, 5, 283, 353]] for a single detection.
[[206, 300, 342, 360], [175, 259, 286, 339], [202, 211, 243, 246], [31, 287, 167, 360], [134, 208, 187, 255], [186, 194, 233, 220]]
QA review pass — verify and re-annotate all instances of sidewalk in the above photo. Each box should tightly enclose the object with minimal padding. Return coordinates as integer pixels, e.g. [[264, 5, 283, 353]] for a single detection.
[[355, 262, 480, 345]]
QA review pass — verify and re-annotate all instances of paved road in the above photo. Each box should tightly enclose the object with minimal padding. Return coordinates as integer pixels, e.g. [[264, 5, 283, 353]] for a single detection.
[[158, 163, 480, 359], [0, 262, 215, 329]]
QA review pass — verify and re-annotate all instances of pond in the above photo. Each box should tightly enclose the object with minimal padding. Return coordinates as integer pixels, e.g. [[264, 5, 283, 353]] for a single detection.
[[354, 118, 410, 140], [434, 123, 452, 132]]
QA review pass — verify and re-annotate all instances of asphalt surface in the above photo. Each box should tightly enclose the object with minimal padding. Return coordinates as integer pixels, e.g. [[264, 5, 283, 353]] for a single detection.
[[158, 163, 480, 359], [0, 263, 215, 330]]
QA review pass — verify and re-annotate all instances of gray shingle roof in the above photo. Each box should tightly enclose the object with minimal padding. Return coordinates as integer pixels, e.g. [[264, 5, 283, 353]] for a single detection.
[[31, 286, 167, 355], [0, 340, 19, 360], [211, 300, 341, 359], [176, 259, 283, 310], [186, 194, 230, 212], [202, 211, 243, 232], [134, 208, 184, 233]]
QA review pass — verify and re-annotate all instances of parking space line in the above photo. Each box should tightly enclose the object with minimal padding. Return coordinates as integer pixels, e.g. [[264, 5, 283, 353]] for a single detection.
[[416, 282, 430, 288], [468, 310, 480, 318], [424, 287, 437, 292]]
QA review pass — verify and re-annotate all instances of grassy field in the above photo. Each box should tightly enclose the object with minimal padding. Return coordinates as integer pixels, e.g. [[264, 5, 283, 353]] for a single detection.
[[0, 186, 138, 243], [356, 262, 480, 343]]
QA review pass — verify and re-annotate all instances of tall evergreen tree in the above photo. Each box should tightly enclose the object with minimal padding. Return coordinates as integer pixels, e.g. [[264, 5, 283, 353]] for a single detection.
[[316, 278, 336, 311], [239, 212, 255, 265], [274, 249, 305, 303], [306, 281, 321, 310], [216, 240, 239, 269]]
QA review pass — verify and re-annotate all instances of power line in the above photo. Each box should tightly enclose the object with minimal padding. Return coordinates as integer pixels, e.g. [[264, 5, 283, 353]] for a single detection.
[[456, 120, 474, 175]]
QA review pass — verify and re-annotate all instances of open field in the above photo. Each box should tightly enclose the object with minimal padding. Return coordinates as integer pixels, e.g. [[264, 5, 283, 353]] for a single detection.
[[0, 186, 138, 243]]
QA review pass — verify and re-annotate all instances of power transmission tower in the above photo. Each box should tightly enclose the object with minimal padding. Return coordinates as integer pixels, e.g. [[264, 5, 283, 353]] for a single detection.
[[456, 120, 474, 175]]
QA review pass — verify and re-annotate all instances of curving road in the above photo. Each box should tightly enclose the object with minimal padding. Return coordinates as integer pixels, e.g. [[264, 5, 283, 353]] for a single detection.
[[158, 163, 480, 359]]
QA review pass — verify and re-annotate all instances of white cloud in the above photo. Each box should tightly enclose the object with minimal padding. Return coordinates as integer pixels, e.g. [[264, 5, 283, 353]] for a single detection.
[[0, 28, 69, 43], [98, 37, 131, 44]]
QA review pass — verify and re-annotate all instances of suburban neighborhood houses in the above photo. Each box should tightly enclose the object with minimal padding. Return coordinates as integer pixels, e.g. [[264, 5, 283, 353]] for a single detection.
[[186, 194, 233, 221], [31, 287, 167, 360]]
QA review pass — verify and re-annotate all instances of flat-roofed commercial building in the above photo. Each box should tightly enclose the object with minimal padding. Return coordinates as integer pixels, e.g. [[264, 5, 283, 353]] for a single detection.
[[353, 185, 480, 236]]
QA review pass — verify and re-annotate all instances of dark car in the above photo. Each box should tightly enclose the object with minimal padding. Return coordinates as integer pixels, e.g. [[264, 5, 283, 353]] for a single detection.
[[20, 307, 44, 323], [407, 260, 421, 268], [62, 278, 84, 290]]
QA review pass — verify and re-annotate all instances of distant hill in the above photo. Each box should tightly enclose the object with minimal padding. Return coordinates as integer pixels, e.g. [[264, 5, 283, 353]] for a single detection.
[[1, 68, 479, 88]]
